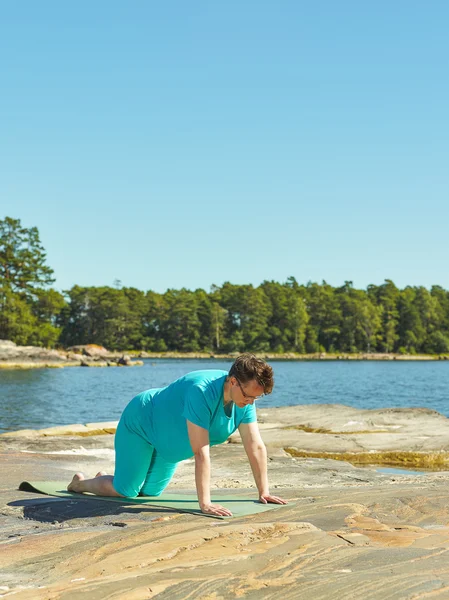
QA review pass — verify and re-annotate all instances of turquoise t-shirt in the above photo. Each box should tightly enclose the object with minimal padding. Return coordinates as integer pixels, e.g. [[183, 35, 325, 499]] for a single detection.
[[125, 370, 256, 462]]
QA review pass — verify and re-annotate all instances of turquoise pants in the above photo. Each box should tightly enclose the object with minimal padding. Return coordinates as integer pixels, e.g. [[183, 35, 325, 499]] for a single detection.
[[113, 413, 178, 498]]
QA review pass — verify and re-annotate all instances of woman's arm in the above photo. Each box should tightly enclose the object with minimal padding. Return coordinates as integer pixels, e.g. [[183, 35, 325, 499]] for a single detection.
[[238, 421, 287, 504], [186, 420, 232, 516]]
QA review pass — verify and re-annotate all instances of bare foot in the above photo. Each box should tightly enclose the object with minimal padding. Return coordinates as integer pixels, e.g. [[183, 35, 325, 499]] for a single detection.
[[67, 472, 85, 492], [95, 471, 107, 477]]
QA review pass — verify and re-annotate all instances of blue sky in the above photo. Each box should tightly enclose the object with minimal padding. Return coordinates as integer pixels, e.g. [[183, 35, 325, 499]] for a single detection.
[[1, 1, 448, 294]]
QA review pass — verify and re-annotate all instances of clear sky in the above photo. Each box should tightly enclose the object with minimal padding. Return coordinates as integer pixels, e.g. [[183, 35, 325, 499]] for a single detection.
[[1, 1, 448, 294]]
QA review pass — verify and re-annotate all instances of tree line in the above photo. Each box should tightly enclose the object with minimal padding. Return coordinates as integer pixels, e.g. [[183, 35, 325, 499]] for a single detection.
[[2, 217, 449, 354]]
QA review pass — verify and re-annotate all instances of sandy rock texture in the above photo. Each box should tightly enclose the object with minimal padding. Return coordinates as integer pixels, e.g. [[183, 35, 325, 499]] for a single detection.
[[2, 405, 449, 599]]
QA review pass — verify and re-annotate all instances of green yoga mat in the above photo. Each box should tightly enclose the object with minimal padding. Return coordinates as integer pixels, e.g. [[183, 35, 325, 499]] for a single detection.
[[19, 481, 289, 519]]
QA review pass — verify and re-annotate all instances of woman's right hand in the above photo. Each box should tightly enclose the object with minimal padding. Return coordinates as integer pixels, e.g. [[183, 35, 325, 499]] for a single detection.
[[200, 503, 233, 517]]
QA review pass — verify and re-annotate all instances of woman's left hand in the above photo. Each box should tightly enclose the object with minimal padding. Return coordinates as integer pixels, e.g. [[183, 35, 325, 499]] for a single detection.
[[259, 493, 288, 505]]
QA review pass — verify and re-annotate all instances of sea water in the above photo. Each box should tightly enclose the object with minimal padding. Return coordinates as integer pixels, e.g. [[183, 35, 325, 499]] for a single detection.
[[0, 359, 448, 432]]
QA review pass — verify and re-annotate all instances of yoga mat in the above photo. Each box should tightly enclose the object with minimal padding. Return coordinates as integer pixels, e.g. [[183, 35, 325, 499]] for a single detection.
[[19, 481, 289, 518]]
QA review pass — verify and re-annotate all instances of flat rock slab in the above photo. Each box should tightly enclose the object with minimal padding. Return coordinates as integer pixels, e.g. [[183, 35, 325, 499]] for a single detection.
[[5, 404, 449, 454], [3, 406, 449, 598], [4, 484, 449, 599], [234, 405, 449, 460]]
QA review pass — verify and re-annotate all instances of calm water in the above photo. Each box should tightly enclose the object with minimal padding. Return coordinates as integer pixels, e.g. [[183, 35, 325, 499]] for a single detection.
[[0, 359, 448, 433]]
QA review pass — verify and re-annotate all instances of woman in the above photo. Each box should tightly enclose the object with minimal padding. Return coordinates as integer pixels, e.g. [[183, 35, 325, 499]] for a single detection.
[[68, 353, 287, 516]]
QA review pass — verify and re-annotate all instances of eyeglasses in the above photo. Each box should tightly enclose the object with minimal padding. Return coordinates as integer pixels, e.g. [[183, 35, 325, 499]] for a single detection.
[[234, 377, 264, 401]]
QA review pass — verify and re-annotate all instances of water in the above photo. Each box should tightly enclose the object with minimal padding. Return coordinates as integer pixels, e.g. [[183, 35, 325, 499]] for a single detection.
[[0, 359, 448, 433], [375, 467, 430, 476]]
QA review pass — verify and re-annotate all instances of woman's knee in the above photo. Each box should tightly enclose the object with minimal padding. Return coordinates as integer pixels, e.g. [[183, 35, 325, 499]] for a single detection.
[[112, 476, 141, 499], [140, 452, 179, 497], [140, 480, 169, 497]]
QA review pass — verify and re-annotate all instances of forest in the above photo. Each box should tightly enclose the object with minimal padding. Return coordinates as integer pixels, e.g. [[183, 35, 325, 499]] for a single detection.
[[1, 217, 449, 354]]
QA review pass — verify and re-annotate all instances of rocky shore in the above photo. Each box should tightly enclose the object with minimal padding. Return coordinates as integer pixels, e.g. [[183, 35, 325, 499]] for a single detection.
[[2, 405, 449, 598], [0, 341, 143, 369], [1, 339, 447, 370], [138, 350, 447, 361]]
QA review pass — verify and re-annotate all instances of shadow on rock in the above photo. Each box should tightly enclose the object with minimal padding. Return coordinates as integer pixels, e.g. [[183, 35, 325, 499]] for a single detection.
[[8, 497, 184, 523]]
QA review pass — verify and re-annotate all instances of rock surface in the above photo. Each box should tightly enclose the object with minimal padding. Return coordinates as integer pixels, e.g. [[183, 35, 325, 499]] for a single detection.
[[1, 340, 446, 370], [66, 344, 109, 357], [0, 339, 69, 364], [2, 405, 449, 599], [0, 340, 143, 369]]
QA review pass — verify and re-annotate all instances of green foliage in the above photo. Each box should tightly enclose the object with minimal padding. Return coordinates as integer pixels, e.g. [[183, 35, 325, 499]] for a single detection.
[[261, 280, 308, 352], [0, 217, 64, 346], [158, 288, 203, 352], [424, 331, 449, 354], [3, 216, 449, 354], [59, 286, 149, 350], [303, 281, 341, 351], [368, 280, 399, 352], [0, 286, 37, 345], [0, 217, 55, 293]]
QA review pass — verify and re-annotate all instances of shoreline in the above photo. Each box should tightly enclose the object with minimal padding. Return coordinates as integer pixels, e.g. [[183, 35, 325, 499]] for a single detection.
[[0, 360, 144, 370], [132, 351, 448, 361], [1, 351, 448, 370]]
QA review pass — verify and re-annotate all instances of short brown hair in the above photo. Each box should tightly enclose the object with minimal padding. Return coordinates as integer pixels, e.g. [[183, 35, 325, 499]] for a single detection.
[[228, 353, 274, 395]]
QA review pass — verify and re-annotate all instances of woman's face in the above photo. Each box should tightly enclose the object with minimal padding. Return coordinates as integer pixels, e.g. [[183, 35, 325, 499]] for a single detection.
[[230, 377, 265, 408]]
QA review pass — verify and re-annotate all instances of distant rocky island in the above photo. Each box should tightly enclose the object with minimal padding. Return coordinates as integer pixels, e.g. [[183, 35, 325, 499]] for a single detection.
[[0, 339, 447, 369], [0, 340, 143, 368]]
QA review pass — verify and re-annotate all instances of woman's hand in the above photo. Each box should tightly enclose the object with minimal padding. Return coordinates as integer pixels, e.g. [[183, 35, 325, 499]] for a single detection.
[[200, 503, 233, 517], [259, 493, 288, 505]]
